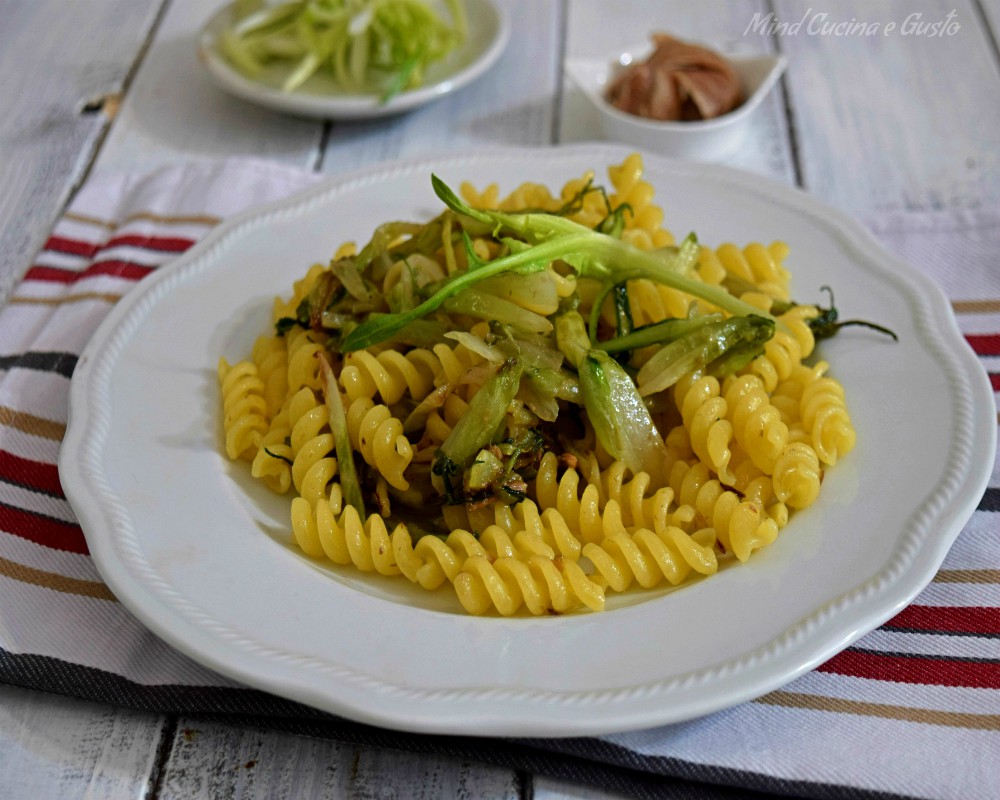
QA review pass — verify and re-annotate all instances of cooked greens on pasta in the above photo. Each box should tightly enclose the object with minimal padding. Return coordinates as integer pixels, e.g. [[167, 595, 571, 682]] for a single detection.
[[218, 153, 866, 616]]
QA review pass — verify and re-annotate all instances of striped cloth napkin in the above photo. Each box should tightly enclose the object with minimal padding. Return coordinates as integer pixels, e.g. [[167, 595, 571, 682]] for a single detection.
[[1, 158, 996, 800]]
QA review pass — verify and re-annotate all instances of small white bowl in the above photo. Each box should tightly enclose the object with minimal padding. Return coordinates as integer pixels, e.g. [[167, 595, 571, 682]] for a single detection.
[[566, 44, 787, 162], [197, 0, 510, 120]]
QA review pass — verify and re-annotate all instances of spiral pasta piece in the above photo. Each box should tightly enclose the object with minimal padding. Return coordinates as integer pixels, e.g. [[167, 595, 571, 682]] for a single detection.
[[285, 327, 327, 394], [627, 278, 692, 328], [670, 460, 721, 524], [675, 374, 736, 485], [716, 496, 778, 563], [345, 396, 413, 490], [714, 241, 791, 300], [339, 348, 439, 404], [745, 305, 817, 391], [285, 387, 337, 505], [581, 502, 717, 593], [801, 365, 856, 465], [532, 453, 605, 544], [454, 553, 606, 616], [501, 496, 582, 560], [291, 495, 401, 575], [218, 358, 268, 461], [429, 341, 487, 387], [587, 459, 694, 532], [608, 152, 674, 250], [669, 460, 777, 562], [251, 334, 289, 416], [393, 526, 493, 590], [724, 374, 788, 474], [250, 411, 294, 494], [772, 442, 823, 509]]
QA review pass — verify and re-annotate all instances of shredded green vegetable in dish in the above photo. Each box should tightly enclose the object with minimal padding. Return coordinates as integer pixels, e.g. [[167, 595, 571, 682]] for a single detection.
[[219, 0, 467, 101]]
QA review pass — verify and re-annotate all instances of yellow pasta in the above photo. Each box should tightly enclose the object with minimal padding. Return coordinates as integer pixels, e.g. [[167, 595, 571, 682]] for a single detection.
[[454, 553, 607, 616], [345, 396, 412, 491], [218, 358, 268, 461], [219, 153, 865, 616], [800, 363, 856, 465], [251, 334, 289, 415], [772, 442, 823, 509], [582, 523, 717, 592], [340, 348, 438, 404], [251, 412, 294, 494], [285, 327, 328, 394], [723, 373, 789, 474], [286, 387, 337, 504], [674, 374, 737, 485]]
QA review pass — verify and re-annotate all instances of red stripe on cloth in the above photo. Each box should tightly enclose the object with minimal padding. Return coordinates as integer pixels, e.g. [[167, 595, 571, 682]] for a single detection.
[[966, 334, 1000, 356], [819, 649, 1000, 689], [44, 236, 99, 258], [990, 373, 1000, 392], [0, 505, 87, 555], [102, 234, 194, 253], [0, 451, 63, 496], [24, 260, 155, 285], [44, 233, 195, 258], [885, 605, 1000, 635]]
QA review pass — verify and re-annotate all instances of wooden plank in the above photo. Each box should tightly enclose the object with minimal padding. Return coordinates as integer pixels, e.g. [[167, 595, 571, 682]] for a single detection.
[[0, 685, 165, 799], [560, 0, 797, 185], [533, 776, 637, 799], [773, 0, 1000, 216], [156, 718, 523, 799], [319, 0, 563, 175], [978, 0, 1000, 51], [0, 0, 165, 305], [92, 0, 326, 177]]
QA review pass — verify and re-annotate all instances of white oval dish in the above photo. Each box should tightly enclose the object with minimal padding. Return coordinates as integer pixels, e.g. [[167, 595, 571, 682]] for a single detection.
[[196, 0, 510, 119], [566, 44, 787, 162], [60, 145, 995, 737]]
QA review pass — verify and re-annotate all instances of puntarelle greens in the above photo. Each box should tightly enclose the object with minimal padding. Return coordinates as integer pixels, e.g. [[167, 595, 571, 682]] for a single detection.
[[218, 0, 467, 101], [270, 171, 868, 525]]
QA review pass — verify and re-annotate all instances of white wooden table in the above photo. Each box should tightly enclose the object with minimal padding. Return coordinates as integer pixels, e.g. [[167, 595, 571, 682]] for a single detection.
[[2, 0, 998, 796]]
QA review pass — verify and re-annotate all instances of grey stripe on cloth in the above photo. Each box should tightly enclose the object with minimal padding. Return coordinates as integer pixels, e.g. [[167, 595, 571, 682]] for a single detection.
[[0, 646, 924, 800], [0, 351, 78, 378]]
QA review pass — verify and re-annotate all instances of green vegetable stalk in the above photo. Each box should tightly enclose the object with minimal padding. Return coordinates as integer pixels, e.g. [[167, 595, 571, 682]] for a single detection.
[[432, 358, 524, 502], [556, 310, 667, 478], [341, 175, 770, 352], [319, 352, 365, 516], [636, 315, 776, 395], [579, 349, 669, 479]]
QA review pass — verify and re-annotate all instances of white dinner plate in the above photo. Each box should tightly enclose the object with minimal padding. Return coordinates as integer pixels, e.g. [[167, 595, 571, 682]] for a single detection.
[[196, 0, 510, 119], [61, 145, 996, 737]]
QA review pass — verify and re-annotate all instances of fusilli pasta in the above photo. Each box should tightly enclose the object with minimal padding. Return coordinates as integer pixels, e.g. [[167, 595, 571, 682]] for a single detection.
[[219, 152, 862, 617]]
